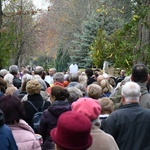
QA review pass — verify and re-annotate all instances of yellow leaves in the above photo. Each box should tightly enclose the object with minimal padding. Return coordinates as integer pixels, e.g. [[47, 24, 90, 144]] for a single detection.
[[125, 59, 130, 66], [96, 8, 101, 12], [132, 15, 139, 21], [107, 53, 113, 58]]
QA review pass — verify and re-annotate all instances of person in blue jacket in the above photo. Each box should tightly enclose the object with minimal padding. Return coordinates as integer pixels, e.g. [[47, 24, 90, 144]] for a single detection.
[[0, 109, 18, 150]]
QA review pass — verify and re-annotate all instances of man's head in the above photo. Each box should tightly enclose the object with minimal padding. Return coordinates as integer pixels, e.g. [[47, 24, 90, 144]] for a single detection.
[[34, 66, 44, 77], [121, 81, 141, 104], [120, 70, 126, 76], [49, 68, 56, 76], [53, 72, 64, 83], [9, 65, 19, 76], [69, 73, 79, 82], [131, 64, 148, 83]]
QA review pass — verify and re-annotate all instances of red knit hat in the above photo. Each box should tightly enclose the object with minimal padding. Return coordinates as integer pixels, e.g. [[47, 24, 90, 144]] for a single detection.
[[71, 97, 101, 120], [50, 111, 92, 150]]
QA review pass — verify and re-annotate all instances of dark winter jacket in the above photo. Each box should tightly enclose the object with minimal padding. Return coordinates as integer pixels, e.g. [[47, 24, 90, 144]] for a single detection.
[[13, 77, 21, 89], [39, 100, 71, 149], [101, 103, 150, 150], [22, 94, 51, 129], [0, 109, 18, 150]]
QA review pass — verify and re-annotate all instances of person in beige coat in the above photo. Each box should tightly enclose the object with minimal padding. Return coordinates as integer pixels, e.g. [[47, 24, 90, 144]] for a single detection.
[[72, 97, 119, 150], [0, 95, 41, 150]]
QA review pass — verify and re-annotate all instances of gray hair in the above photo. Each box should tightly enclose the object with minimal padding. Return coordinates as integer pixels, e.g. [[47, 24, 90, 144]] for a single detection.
[[9, 65, 19, 75], [22, 73, 33, 83], [69, 73, 79, 82], [67, 87, 83, 104], [53, 72, 64, 83], [0, 69, 8, 77], [34, 66, 44, 75], [33, 75, 47, 91], [4, 73, 14, 85], [121, 81, 141, 102]]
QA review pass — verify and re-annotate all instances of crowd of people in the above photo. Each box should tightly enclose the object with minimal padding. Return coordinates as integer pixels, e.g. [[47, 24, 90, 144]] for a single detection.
[[0, 63, 150, 150]]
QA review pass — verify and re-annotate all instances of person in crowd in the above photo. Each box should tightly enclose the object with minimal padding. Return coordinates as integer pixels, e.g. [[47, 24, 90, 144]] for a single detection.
[[109, 76, 131, 110], [0, 109, 18, 150], [97, 74, 105, 85], [44, 68, 56, 85], [19, 65, 25, 79], [9, 65, 21, 89], [131, 64, 150, 108], [33, 75, 50, 101], [17, 79, 30, 99], [116, 69, 126, 85], [0, 69, 8, 78], [21, 73, 32, 83], [39, 85, 71, 150], [72, 97, 119, 150], [85, 68, 96, 85], [22, 75, 50, 102], [101, 81, 150, 150], [46, 72, 64, 95], [99, 79, 112, 97], [79, 72, 88, 87], [0, 78, 7, 97], [108, 76, 116, 93], [147, 75, 150, 93], [50, 111, 92, 150], [87, 84, 103, 99], [69, 73, 79, 82], [67, 73, 79, 86], [4, 73, 18, 95], [34, 66, 49, 88], [98, 97, 114, 122], [22, 79, 51, 129], [0, 95, 41, 150], [67, 87, 83, 104]]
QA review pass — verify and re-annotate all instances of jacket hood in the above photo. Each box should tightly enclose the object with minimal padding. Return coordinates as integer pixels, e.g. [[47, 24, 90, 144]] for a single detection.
[[137, 82, 148, 95], [9, 119, 35, 134], [48, 100, 71, 117]]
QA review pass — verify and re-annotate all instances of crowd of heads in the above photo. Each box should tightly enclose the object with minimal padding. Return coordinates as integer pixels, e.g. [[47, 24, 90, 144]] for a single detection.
[[0, 63, 149, 150]]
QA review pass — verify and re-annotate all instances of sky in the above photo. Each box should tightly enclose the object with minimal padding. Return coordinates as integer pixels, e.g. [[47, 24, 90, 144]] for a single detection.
[[32, 0, 51, 10]]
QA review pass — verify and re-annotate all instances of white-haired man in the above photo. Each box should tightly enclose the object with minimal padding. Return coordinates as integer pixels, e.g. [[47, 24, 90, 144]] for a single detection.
[[101, 81, 150, 150]]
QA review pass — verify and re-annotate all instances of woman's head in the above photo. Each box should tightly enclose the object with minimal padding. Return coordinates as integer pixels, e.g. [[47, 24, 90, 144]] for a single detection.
[[0, 95, 24, 124], [26, 79, 41, 95], [51, 86, 69, 101]]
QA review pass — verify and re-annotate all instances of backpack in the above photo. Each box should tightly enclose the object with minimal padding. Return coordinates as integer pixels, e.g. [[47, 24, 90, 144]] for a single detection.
[[28, 100, 45, 133]]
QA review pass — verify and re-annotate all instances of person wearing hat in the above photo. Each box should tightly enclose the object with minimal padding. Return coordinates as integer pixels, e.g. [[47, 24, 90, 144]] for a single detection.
[[0, 109, 18, 150], [72, 97, 119, 150], [50, 111, 92, 150]]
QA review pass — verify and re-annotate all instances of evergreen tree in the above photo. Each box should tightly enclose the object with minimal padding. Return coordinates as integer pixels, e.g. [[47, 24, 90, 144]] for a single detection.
[[55, 45, 71, 72], [71, 2, 125, 69]]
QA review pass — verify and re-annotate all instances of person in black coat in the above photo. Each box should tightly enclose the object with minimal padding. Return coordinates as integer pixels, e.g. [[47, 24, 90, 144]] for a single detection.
[[22, 79, 51, 130], [85, 68, 96, 85], [39, 85, 71, 150], [9, 65, 21, 89], [101, 81, 150, 150], [0, 109, 18, 150]]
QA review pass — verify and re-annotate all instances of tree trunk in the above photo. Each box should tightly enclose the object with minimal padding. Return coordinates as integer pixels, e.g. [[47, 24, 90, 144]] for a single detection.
[[135, 0, 150, 65]]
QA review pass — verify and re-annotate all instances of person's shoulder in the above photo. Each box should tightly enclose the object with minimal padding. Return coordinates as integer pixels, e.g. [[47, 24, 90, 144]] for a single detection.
[[0, 124, 12, 135]]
